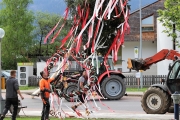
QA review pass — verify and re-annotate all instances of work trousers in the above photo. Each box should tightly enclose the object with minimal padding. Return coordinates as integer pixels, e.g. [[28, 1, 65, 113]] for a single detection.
[[78, 93, 86, 103], [41, 98, 50, 120], [1, 98, 18, 120]]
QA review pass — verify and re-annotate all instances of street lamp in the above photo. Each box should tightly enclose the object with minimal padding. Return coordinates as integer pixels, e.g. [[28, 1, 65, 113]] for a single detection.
[[171, 91, 180, 120], [0, 28, 5, 114]]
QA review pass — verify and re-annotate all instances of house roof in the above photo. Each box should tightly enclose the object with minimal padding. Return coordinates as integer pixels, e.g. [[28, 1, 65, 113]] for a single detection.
[[130, 0, 160, 15], [125, 0, 164, 42]]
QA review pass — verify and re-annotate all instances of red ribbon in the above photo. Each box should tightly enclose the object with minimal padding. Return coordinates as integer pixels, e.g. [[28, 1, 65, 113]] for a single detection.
[[50, 8, 69, 43], [76, 4, 90, 53], [44, 19, 61, 44], [44, 7, 69, 44]]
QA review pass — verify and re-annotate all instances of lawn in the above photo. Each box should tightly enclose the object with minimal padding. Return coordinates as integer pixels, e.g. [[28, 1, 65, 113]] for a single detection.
[[19, 86, 37, 90], [4, 117, 136, 120], [19, 86, 149, 92], [126, 87, 148, 92]]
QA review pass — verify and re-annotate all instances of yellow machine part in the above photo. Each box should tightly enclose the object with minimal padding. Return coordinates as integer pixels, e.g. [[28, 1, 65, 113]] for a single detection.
[[1, 77, 5, 89], [63, 76, 68, 88], [127, 58, 133, 69]]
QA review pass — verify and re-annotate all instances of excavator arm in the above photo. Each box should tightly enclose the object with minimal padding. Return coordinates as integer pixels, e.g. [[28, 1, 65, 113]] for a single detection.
[[127, 49, 180, 71]]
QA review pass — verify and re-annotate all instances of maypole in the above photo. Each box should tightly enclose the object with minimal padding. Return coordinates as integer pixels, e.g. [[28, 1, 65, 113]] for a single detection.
[[32, 0, 130, 118]]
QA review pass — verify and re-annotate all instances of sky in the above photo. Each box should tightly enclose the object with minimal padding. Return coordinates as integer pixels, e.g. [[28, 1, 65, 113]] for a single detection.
[[28, 0, 66, 15], [129, 0, 158, 12], [0, 0, 158, 15], [29, 0, 158, 15]]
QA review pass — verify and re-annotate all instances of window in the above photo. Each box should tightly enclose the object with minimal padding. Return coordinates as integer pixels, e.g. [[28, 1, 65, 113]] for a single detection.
[[20, 73, 26, 78], [168, 61, 180, 79], [20, 80, 26, 85], [20, 67, 26, 72], [142, 15, 154, 32]]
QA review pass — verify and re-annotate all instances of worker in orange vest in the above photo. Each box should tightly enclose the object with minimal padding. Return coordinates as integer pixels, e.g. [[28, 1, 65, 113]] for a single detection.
[[39, 71, 60, 120]]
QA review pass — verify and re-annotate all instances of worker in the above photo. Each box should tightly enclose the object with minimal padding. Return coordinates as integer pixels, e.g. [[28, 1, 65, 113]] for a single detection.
[[39, 71, 60, 120], [0, 70, 24, 120], [71, 70, 88, 111]]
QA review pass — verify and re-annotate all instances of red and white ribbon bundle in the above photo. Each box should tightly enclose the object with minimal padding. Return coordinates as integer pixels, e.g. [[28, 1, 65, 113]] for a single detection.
[[40, 0, 130, 118]]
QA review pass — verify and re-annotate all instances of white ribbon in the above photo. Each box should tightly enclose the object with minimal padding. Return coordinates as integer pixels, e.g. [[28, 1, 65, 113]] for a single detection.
[[107, 0, 119, 20]]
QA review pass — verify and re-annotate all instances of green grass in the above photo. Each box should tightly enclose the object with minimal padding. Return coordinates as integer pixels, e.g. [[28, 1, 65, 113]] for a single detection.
[[4, 117, 136, 120], [19, 86, 148, 92], [126, 87, 148, 92], [19, 86, 37, 90]]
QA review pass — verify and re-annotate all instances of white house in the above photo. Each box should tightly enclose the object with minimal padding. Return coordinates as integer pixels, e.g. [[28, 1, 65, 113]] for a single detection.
[[121, 0, 180, 75]]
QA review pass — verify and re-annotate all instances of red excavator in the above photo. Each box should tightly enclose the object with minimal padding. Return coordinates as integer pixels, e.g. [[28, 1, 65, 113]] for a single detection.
[[127, 49, 180, 114]]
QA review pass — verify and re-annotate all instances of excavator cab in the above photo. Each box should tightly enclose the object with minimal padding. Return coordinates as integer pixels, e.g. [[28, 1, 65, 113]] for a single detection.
[[92, 56, 115, 75], [166, 60, 180, 94]]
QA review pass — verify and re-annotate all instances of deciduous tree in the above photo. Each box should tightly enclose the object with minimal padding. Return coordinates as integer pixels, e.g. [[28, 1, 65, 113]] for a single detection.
[[0, 0, 34, 69], [33, 11, 71, 57], [158, 0, 180, 46]]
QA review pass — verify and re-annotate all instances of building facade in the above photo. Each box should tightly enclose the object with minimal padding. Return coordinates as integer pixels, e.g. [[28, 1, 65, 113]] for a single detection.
[[121, 0, 166, 75]]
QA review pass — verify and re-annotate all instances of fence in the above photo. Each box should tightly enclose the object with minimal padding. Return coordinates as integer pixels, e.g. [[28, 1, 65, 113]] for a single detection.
[[28, 75, 167, 88], [28, 76, 41, 87], [125, 75, 167, 88]]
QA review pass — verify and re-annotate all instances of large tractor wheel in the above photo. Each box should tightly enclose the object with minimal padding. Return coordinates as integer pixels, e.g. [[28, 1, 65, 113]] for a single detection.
[[100, 75, 126, 100], [63, 82, 78, 102], [141, 87, 171, 114]]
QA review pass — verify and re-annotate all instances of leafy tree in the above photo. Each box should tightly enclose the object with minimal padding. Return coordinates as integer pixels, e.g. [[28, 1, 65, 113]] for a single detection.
[[32, 11, 71, 57], [0, 0, 34, 69], [158, 0, 180, 46]]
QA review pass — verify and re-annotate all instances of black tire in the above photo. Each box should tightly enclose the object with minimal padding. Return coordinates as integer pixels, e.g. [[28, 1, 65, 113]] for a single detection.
[[9, 100, 21, 114], [100, 75, 126, 100], [168, 106, 174, 113], [63, 82, 78, 102], [167, 100, 174, 113], [141, 87, 171, 114]]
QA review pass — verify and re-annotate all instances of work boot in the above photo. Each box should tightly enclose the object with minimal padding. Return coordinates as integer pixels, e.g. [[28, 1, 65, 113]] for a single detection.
[[41, 117, 50, 120], [0, 115, 5, 120], [85, 108, 90, 116], [11, 116, 17, 120], [71, 105, 77, 111]]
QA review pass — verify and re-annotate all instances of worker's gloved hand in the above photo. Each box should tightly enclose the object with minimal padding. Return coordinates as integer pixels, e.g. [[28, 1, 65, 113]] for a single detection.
[[50, 73, 62, 84], [55, 73, 62, 81], [44, 88, 52, 93], [48, 89, 52, 93]]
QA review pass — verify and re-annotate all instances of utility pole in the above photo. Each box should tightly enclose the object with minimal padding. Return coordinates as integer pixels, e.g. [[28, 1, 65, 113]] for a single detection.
[[0, 28, 5, 114], [139, 0, 143, 89]]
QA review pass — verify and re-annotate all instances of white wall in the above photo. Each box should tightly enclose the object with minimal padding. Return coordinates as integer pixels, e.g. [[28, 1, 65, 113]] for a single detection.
[[157, 20, 173, 75], [122, 41, 157, 75], [37, 61, 60, 77], [17, 63, 34, 86], [114, 64, 122, 71]]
